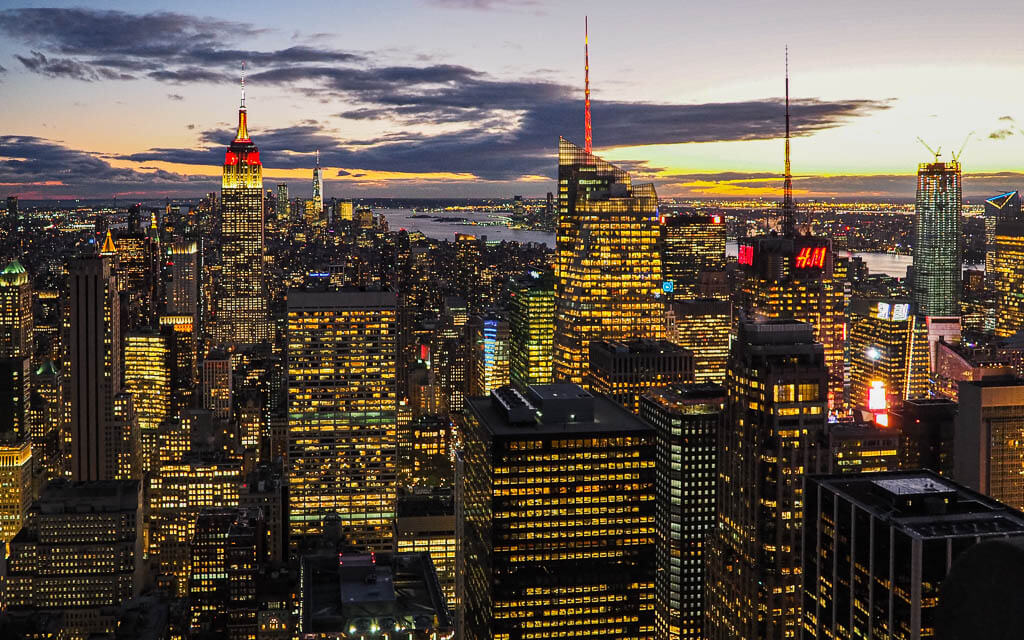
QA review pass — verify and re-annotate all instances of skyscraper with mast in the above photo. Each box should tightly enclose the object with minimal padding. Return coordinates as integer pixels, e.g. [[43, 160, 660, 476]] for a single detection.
[[732, 51, 844, 408], [553, 19, 664, 384], [214, 66, 271, 344]]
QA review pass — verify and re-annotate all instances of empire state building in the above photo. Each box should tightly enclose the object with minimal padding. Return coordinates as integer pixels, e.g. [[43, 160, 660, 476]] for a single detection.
[[214, 73, 271, 344]]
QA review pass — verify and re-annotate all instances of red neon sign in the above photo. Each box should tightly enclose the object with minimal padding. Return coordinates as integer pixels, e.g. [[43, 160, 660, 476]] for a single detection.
[[794, 246, 827, 269], [738, 244, 754, 266]]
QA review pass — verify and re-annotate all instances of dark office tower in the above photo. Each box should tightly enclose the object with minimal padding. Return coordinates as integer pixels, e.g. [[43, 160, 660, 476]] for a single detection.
[[892, 398, 956, 476], [188, 507, 265, 637], [985, 190, 1021, 280], [167, 240, 199, 320], [160, 315, 198, 413], [912, 160, 962, 317], [509, 268, 555, 388], [287, 289, 398, 550], [68, 252, 122, 482], [461, 384, 657, 640], [641, 384, 723, 640], [554, 138, 664, 384], [214, 72, 271, 344], [825, 420, 900, 473], [954, 377, 1024, 510], [802, 470, 1024, 640], [734, 235, 845, 409], [395, 490, 457, 609], [668, 299, 730, 384], [705, 320, 828, 640], [660, 212, 727, 300], [3, 480, 143, 639], [0, 259, 32, 359], [6, 195, 17, 221], [992, 218, 1024, 337], [588, 339, 695, 414]]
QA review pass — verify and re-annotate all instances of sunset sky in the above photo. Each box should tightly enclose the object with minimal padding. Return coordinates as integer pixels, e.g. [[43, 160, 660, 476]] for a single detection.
[[3, 0, 1024, 200]]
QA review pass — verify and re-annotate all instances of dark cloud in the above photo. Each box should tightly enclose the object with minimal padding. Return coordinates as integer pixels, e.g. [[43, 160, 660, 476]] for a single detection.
[[168, 93, 184, 101], [426, 0, 541, 9], [0, 135, 212, 197], [0, 8, 361, 83]]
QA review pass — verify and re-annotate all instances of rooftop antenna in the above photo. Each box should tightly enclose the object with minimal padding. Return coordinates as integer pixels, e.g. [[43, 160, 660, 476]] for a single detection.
[[240, 61, 246, 110], [584, 16, 592, 153], [781, 46, 797, 236], [916, 137, 941, 163]]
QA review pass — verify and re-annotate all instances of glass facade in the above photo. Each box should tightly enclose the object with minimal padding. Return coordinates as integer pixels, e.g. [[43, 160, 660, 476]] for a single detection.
[[509, 269, 555, 388], [660, 213, 726, 301], [555, 137, 664, 384], [847, 298, 929, 410], [912, 161, 962, 317]]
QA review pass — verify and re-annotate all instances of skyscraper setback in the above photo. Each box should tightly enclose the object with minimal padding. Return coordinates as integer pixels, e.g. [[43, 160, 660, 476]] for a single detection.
[[214, 72, 271, 344]]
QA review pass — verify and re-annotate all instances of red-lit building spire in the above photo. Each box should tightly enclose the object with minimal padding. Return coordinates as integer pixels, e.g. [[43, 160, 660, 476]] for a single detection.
[[584, 17, 592, 154]]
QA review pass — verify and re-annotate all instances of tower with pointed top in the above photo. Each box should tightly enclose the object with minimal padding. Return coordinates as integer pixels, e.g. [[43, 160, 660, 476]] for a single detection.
[[781, 46, 796, 236], [311, 149, 324, 224], [214, 68, 271, 344]]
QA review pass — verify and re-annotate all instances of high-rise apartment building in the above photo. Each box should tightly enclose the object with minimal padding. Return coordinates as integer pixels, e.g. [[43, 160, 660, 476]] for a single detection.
[[123, 330, 170, 473], [167, 240, 199, 321], [641, 384, 723, 640], [203, 351, 233, 422], [912, 160, 962, 317], [461, 384, 656, 640], [954, 377, 1024, 510], [734, 235, 845, 409], [660, 211, 727, 300], [67, 252, 123, 482], [588, 339, 694, 414], [509, 268, 555, 388], [667, 299, 730, 384], [706, 320, 828, 640], [215, 78, 271, 344], [554, 138, 664, 384], [803, 470, 1024, 640], [286, 289, 398, 550], [848, 298, 930, 410]]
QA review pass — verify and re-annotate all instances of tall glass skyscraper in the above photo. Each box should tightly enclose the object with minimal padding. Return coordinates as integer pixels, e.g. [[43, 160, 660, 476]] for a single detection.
[[985, 190, 1021, 278], [912, 161, 962, 317], [554, 137, 664, 384]]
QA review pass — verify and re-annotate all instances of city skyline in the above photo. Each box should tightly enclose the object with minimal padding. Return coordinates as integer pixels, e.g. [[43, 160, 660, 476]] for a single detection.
[[4, 1, 1024, 200]]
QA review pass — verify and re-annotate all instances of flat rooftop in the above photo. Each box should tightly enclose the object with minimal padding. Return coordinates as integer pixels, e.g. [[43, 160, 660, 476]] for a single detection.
[[300, 552, 452, 637], [811, 471, 1024, 540], [467, 384, 651, 438], [35, 479, 140, 514]]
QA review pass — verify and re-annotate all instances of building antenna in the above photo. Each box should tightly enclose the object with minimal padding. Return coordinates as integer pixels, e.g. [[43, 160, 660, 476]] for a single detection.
[[584, 16, 592, 153], [240, 61, 246, 110], [781, 46, 796, 236]]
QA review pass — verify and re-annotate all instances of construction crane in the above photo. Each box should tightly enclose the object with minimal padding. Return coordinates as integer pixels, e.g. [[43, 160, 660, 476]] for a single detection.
[[916, 137, 942, 162], [951, 131, 975, 163]]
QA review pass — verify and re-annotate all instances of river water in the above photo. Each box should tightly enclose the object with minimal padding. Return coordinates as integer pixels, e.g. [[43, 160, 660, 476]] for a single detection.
[[378, 209, 974, 279]]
